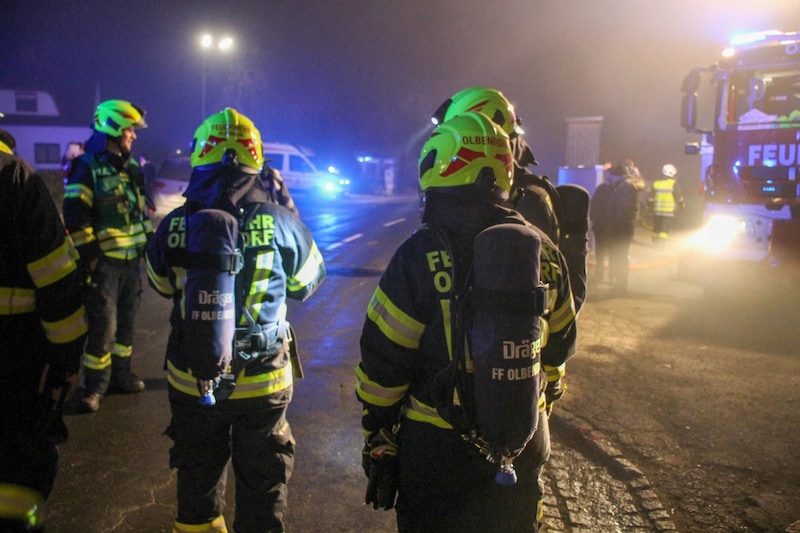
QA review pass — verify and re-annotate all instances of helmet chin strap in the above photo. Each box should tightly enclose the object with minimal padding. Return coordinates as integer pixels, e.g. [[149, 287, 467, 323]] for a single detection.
[[105, 135, 130, 160], [476, 166, 497, 193]]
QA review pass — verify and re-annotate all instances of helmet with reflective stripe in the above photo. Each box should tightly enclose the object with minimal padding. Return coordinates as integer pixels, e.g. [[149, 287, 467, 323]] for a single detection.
[[662, 163, 677, 178], [93, 99, 147, 136], [431, 86, 524, 137], [419, 111, 513, 193], [0, 122, 15, 155], [0, 132, 14, 155], [191, 108, 264, 171]]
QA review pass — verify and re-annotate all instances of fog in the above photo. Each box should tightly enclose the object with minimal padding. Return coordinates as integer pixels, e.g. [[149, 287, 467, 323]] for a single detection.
[[2, 0, 799, 190]]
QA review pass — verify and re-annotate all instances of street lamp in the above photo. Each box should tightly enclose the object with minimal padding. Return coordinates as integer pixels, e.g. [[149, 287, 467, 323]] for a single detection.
[[200, 34, 234, 118]]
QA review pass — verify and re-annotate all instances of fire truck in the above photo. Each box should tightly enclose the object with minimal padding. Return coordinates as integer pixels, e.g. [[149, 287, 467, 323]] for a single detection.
[[681, 30, 800, 290]]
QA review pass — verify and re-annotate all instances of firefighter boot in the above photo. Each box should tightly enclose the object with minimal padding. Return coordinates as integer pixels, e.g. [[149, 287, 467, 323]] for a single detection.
[[111, 356, 145, 393], [81, 367, 111, 413]]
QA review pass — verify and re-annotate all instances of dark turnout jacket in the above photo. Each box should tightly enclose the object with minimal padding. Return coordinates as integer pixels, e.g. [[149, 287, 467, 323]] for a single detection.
[[589, 179, 639, 240]]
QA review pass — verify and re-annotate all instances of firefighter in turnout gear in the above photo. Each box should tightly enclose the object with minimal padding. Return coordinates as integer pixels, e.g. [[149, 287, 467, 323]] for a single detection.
[[647, 163, 684, 246], [62, 99, 151, 412], [146, 108, 325, 533], [0, 127, 87, 530], [432, 86, 588, 312], [356, 112, 577, 532]]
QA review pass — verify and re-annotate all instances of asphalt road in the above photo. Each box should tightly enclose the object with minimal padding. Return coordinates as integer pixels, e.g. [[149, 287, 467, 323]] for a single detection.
[[563, 226, 800, 533]]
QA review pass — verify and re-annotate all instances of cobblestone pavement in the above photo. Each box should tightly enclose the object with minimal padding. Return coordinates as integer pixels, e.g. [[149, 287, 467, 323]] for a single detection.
[[542, 409, 678, 533]]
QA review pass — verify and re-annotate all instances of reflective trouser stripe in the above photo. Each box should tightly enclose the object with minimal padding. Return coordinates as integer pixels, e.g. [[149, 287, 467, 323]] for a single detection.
[[83, 352, 112, 370], [0, 483, 45, 529], [173, 515, 227, 532], [112, 343, 133, 357]]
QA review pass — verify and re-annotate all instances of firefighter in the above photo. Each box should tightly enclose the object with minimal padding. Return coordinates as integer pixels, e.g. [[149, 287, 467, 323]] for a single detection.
[[432, 87, 560, 242], [0, 127, 87, 530], [431, 86, 588, 312], [356, 112, 577, 532], [63, 99, 151, 412], [648, 163, 684, 246], [146, 108, 325, 533]]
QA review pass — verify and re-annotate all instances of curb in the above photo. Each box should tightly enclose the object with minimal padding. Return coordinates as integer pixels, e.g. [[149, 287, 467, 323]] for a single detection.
[[551, 409, 678, 531]]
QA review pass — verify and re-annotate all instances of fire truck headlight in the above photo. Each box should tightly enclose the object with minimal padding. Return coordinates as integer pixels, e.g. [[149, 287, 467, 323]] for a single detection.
[[688, 215, 753, 252]]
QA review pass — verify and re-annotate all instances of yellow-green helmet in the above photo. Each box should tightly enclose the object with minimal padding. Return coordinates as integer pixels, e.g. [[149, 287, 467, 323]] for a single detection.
[[419, 111, 513, 193], [0, 116, 12, 155], [431, 86, 524, 137], [191, 108, 263, 171], [0, 127, 15, 155], [0, 115, 12, 155], [93, 99, 147, 136]]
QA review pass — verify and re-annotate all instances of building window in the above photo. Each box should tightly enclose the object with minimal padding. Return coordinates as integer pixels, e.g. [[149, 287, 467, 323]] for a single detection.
[[15, 91, 39, 113], [34, 143, 61, 164]]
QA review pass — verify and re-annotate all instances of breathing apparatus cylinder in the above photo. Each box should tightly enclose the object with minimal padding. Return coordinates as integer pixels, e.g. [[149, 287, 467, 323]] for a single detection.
[[471, 223, 545, 485], [184, 208, 240, 405]]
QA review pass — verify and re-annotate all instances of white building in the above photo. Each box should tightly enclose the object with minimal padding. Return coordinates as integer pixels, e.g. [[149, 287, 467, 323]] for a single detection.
[[0, 89, 91, 172]]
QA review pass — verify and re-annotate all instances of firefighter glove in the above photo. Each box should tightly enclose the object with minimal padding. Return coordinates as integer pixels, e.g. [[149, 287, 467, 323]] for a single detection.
[[362, 428, 399, 510], [545, 379, 566, 415]]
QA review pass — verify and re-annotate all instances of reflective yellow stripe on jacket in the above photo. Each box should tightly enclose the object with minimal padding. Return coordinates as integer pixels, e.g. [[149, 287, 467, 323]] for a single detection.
[[547, 292, 576, 337], [144, 257, 173, 297], [43, 306, 87, 344], [287, 241, 324, 293], [355, 365, 408, 408], [167, 359, 292, 399], [366, 286, 425, 349], [97, 225, 149, 259], [27, 240, 79, 288], [0, 287, 36, 315], [403, 395, 454, 429]]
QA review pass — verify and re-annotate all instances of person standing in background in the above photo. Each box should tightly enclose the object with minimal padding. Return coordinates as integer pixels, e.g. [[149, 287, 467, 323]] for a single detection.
[[589, 163, 639, 296], [63, 99, 151, 413], [647, 164, 684, 247]]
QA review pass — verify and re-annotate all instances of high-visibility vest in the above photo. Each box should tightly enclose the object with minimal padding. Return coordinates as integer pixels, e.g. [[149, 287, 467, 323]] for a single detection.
[[652, 178, 677, 216]]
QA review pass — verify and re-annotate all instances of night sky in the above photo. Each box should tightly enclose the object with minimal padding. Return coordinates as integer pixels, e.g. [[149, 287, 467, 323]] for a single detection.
[[2, 0, 799, 188]]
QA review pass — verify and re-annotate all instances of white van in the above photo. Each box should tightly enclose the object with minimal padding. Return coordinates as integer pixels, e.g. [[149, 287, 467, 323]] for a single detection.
[[262, 142, 350, 198]]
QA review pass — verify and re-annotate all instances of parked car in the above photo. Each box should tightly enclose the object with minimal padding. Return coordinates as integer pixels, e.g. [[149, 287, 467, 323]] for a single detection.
[[150, 156, 191, 221], [263, 142, 350, 198]]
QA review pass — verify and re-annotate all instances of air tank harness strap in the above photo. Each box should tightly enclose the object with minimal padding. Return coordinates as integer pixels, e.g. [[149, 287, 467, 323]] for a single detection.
[[235, 307, 292, 362], [186, 250, 244, 274]]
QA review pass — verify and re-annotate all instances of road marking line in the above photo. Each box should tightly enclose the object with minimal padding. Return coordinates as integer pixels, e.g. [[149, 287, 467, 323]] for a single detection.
[[343, 233, 363, 243]]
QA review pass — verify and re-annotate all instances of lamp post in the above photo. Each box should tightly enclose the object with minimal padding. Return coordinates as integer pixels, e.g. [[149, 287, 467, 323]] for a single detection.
[[200, 34, 234, 118]]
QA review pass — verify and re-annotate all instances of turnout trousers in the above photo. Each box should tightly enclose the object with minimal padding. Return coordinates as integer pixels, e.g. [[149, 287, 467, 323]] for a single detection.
[[166, 386, 295, 533], [395, 410, 551, 533], [0, 316, 59, 500], [83, 256, 142, 361]]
